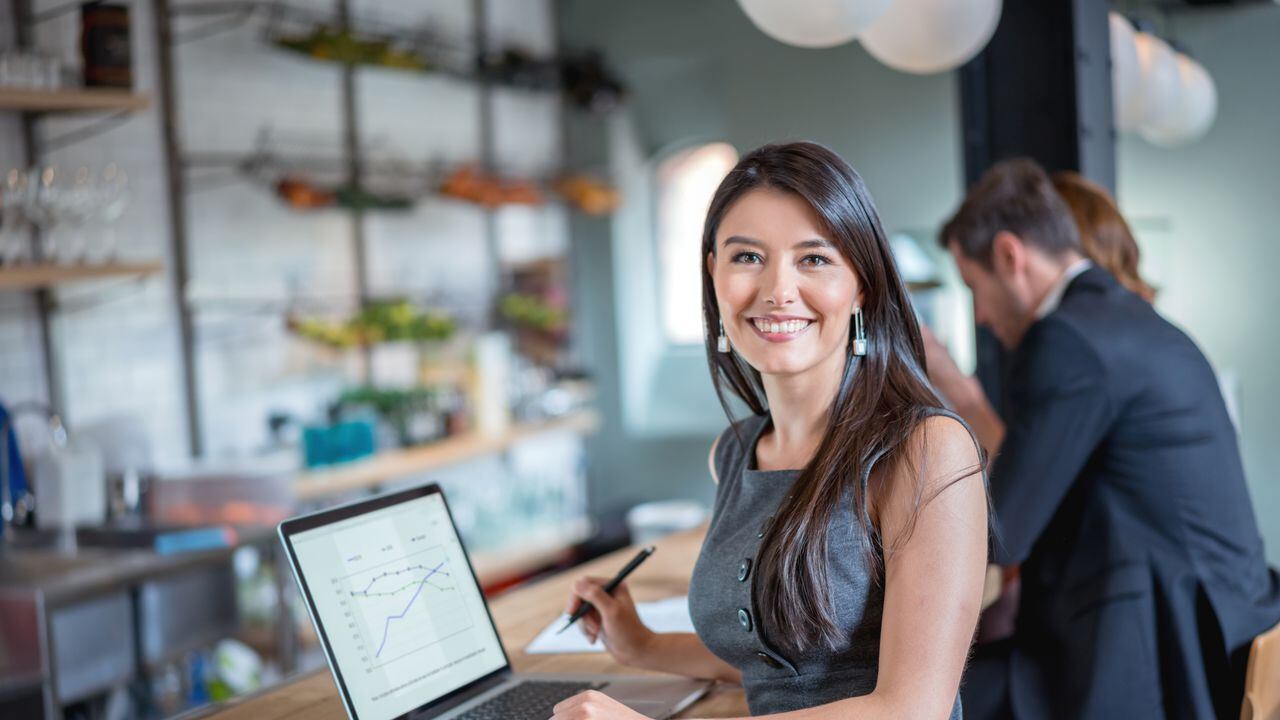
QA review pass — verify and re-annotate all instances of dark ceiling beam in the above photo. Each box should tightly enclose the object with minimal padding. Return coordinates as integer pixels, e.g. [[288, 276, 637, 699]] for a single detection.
[[959, 0, 1115, 192]]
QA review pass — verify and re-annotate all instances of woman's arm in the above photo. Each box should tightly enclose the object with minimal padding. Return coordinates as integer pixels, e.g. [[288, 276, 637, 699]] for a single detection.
[[860, 414, 988, 717], [568, 577, 742, 684], [555, 417, 986, 720], [558, 435, 737, 689]]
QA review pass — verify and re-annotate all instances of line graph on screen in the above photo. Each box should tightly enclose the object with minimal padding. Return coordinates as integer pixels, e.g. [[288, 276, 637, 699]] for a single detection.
[[338, 545, 475, 669]]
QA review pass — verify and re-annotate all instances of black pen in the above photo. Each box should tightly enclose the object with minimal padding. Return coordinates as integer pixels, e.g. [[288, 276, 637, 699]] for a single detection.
[[558, 545, 656, 634]]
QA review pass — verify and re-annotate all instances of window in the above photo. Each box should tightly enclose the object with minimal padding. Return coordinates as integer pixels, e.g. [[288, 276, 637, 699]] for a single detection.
[[655, 142, 739, 345]]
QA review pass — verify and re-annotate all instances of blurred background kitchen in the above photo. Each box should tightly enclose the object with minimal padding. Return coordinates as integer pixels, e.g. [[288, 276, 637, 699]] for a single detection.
[[0, 0, 1276, 717]]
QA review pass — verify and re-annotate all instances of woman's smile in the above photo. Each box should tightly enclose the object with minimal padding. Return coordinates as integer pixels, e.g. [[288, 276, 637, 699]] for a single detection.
[[747, 315, 815, 343]]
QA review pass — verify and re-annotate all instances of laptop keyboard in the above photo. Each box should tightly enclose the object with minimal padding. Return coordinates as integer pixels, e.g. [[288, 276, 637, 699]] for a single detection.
[[455, 680, 607, 720]]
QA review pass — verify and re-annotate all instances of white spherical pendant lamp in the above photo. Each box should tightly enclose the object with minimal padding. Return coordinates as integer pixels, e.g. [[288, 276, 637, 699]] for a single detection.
[[858, 0, 1003, 75], [1141, 54, 1217, 146], [1133, 32, 1182, 131], [736, 0, 895, 49]]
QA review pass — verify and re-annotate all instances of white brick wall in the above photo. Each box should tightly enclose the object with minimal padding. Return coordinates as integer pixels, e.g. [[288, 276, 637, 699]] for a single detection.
[[0, 0, 564, 465], [0, 0, 187, 464]]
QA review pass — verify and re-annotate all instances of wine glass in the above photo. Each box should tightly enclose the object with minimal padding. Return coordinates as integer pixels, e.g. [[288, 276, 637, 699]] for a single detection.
[[59, 166, 97, 262], [23, 166, 63, 262], [93, 163, 130, 262], [0, 168, 31, 265]]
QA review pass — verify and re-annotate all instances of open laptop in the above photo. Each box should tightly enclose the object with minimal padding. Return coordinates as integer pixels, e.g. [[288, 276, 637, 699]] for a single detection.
[[278, 483, 710, 720]]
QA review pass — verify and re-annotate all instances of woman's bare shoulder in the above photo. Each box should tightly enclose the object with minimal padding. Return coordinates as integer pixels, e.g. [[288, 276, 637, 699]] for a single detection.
[[912, 413, 983, 486]]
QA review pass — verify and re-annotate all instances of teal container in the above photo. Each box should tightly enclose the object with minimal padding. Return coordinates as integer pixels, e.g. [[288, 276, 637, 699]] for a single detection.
[[302, 419, 376, 468]]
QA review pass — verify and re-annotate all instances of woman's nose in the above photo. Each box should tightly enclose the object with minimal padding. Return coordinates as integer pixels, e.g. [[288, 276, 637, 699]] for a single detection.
[[762, 264, 798, 306]]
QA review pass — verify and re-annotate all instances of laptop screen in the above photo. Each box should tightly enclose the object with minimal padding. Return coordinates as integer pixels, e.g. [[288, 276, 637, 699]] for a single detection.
[[287, 490, 508, 720]]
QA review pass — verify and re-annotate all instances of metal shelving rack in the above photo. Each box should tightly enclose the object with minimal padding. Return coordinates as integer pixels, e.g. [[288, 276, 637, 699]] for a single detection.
[[153, 0, 513, 456], [1, 1, 591, 711], [2, 0, 158, 417], [149, 0, 594, 656]]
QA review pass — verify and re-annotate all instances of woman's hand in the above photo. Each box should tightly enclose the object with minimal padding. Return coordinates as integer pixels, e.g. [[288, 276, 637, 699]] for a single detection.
[[551, 690, 652, 720], [565, 577, 655, 666]]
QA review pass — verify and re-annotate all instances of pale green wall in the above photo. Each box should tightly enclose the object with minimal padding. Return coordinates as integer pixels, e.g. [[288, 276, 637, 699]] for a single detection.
[[1117, 4, 1280, 561]]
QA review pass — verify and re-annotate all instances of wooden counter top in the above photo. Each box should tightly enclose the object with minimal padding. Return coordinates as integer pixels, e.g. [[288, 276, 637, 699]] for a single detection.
[[196, 525, 747, 719]]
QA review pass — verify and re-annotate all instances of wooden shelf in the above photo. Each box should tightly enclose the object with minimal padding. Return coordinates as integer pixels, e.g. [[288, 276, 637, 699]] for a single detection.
[[292, 409, 602, 501], [0, 87, 151, 113], [0, 261, 164, 291]]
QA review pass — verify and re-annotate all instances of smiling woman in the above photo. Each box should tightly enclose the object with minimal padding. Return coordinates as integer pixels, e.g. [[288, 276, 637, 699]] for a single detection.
[[557, 142, 990, 720], [697, 143, 983, 667]]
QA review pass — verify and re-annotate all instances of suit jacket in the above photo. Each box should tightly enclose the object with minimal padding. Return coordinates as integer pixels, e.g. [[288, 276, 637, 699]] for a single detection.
[[991, 266, 1280, 719]]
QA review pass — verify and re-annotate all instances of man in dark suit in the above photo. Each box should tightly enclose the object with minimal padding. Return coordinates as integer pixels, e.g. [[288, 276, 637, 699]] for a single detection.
[[930, 158, 1280, 718]]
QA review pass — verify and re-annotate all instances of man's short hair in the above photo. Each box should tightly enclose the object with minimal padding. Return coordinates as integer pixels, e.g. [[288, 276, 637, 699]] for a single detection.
[[941, 158, 1083, 267]]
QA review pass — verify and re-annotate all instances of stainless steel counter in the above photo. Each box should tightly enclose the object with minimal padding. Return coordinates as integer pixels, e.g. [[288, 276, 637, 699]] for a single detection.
[[0, 526, 278, 719]]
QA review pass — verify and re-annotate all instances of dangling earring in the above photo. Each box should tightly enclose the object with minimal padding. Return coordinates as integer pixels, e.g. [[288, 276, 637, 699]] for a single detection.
[[717, 318, 730, 353], [852, 307, 867, 357]]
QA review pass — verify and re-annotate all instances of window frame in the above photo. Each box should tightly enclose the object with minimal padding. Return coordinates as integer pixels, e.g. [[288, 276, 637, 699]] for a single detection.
[[650, 140, 740, 348]]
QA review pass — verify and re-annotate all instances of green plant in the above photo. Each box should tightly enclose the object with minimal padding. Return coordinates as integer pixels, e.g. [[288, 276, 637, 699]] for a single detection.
[[288, 300, 455, 349], [500, 293, 566, 332]]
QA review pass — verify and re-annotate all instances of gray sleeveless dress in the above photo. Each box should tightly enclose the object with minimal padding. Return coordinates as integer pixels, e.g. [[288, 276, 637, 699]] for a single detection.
[[687, 411, 967, 718]]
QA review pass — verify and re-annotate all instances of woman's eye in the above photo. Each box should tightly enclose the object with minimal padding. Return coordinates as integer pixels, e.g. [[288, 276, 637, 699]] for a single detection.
[[801, 254, 833, 267], [732, 251, 763, 265]]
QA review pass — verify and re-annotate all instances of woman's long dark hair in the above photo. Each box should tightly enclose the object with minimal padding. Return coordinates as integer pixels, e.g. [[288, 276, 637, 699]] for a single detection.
[[702, 142, 964, 654]]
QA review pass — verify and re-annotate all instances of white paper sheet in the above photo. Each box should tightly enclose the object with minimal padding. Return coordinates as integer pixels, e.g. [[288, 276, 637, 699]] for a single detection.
[[524, 595, 696, 654]]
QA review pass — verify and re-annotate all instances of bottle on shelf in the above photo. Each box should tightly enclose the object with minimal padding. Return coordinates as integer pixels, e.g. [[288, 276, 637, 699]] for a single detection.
[[81, 3, 133, 89]]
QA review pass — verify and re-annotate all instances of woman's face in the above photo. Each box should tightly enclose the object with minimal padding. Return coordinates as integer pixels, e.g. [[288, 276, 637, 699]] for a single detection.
[[709, 188, 862, 378]]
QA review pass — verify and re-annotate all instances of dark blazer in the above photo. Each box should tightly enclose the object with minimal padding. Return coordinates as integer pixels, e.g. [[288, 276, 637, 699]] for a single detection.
[[991, 266, 1280, 719]]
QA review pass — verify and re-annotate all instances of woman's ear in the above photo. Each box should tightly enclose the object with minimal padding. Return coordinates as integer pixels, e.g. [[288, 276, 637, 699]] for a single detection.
[[706, 251, 716, 277]]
